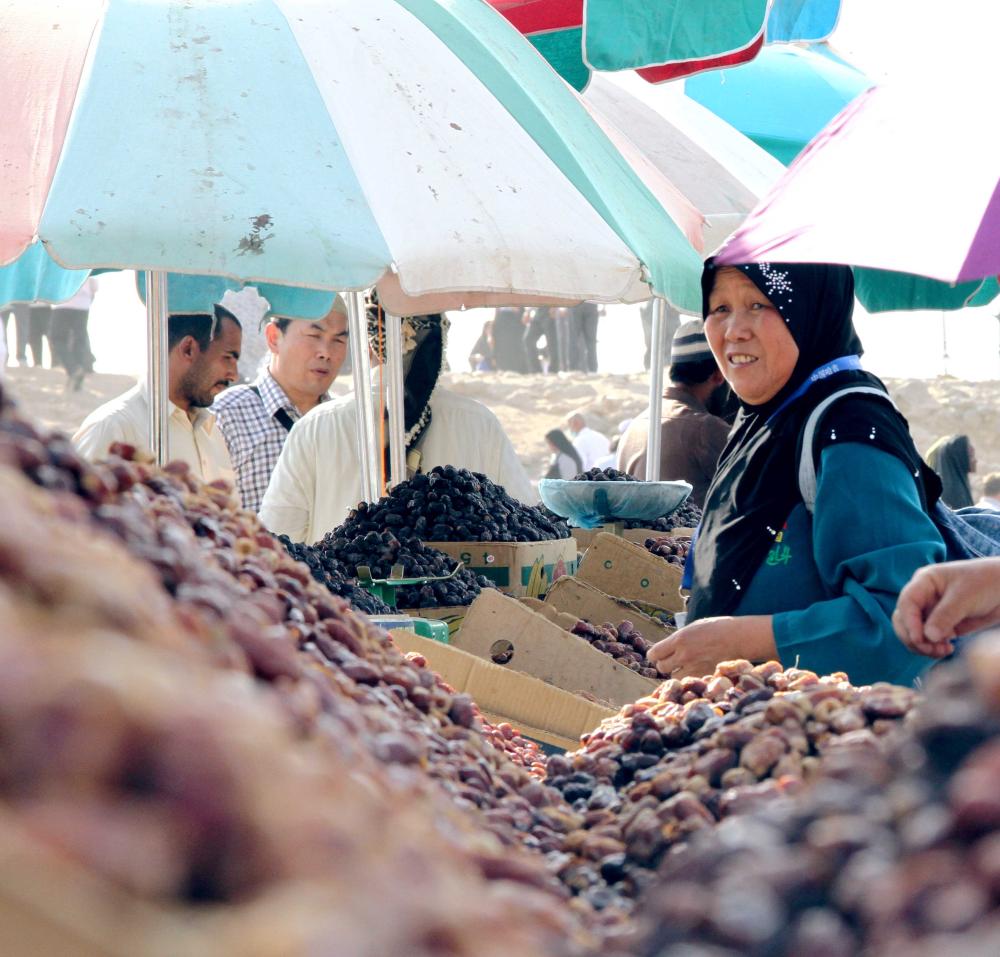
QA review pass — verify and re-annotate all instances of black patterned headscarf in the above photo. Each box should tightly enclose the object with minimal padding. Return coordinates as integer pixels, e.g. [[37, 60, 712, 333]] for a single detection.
[[366, 298, 449, 457], [687, 259, 940, 621]]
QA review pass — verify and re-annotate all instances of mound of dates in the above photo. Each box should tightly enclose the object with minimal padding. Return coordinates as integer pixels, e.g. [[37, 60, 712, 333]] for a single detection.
[[338, 465, 570, 543], [626, 498, 703, 533], [314, 529, 495, 608], [0, 385, 604, 947], [543, 659, 917, 910], [572, 467, 639, 483], [571, 620, 660, 679], [277, 533, 392, 615], [643, 535, 692, 568], [635, 650, 1000, 957]]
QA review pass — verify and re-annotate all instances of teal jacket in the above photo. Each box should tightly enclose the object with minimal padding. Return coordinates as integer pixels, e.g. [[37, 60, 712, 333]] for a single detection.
[[734, 441, 946, 687]]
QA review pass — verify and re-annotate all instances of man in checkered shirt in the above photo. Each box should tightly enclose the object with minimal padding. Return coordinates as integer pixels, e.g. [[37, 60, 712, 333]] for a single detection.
[[213, 295, 349, 512]]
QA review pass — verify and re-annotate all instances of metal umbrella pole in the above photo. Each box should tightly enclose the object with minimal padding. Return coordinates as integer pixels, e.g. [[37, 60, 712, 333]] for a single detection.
[[385, 312, 407, 488], [144, 270, 169, 466], [347, 291, 380, 502], [645, 296, 666, 481]]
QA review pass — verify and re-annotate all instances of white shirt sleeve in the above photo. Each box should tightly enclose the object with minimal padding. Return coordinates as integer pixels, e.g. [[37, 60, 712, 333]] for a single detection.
[[73, 413, 132, 463], [259, 416, 318, 544]]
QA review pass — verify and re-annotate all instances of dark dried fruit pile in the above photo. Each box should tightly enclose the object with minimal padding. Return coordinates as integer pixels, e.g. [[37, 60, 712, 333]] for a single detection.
[[277, 533, 392, 615], [643, 535, 692, 568], [572, 467, 639, 483], [313, 529, 495, 608], [634, 648, 1000, 957], [338, 465, 570, 543], [570, 619, 660, 679], [629, 498, 702, 533], [544, 660, 917, 911]]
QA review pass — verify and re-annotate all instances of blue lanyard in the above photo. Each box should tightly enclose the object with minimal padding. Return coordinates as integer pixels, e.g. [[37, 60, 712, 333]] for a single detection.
[[767, 355, 863, 425]]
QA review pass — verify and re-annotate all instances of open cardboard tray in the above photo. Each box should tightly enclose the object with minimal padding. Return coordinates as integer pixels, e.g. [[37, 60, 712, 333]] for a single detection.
[[573, 525, 695, 552], [421, 538, 578, 597], [575, 532, 686, 613], [448, 589, 658, 710], [390, 629, 614, 750], [542, 576, 676, 642]]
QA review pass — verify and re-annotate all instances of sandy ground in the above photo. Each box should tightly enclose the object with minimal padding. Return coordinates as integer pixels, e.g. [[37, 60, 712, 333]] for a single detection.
[[5, 364, 998, 498]]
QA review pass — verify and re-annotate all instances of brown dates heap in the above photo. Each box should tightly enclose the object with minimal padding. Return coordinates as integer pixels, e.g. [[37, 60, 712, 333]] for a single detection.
[[634, 647, 1000, 957], [0, 385, 598, 953], [643, 535, 692, 568], [570, 619, 660, 679], [544, 659, 918, 912]]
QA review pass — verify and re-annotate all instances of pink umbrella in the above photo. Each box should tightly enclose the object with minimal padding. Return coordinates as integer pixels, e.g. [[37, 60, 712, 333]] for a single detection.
[[715, 79, 1000, 285]]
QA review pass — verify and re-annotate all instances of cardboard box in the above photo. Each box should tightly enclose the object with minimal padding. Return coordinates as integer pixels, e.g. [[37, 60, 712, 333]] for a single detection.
[[422, 538, 578, 598], [575, 532, 685, 613], [390, 630, 614, 750], [573, 526, 695, 552], [542, 576, 676, 642], [449, 589, 658, 709], [396, 605, 467, 639]]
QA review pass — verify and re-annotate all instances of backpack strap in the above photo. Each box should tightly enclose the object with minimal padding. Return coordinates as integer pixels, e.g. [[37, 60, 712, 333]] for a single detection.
[[798, 386, 900, 513]]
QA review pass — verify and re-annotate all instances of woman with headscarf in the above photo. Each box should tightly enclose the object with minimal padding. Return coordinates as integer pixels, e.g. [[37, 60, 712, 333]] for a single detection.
[[259, 305, 534, 545], [543, 428, 583, 480], [648, 260, 947, 688], [926, 434, 976, 509]]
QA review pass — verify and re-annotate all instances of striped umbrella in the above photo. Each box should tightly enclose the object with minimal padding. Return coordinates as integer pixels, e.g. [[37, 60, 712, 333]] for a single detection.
[[581, 73, 785, 255], [715, 78, 1000, 311], [1, 0, 704, 314], [489, 0, 842, 90]]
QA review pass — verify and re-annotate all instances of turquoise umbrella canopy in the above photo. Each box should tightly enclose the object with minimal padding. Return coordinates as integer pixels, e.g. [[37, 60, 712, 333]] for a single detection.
[[686, 44, 872, 165]]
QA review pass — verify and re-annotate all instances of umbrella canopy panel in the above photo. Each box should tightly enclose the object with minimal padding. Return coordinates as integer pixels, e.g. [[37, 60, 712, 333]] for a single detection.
[[582, 74, 785, 254], [716, 79, 1000, 288], [1, 0, 705, 314], [686, 44, 873, 165]]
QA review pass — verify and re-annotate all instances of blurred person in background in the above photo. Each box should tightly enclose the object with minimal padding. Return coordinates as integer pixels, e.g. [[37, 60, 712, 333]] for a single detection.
[[468, 318, 496, 372], [566, 410, 609, 470], [491, 306, 528, 372], [543, 428, 583, 480], [576, 301, 601, 373], [523, 306, 559, 374], [617, 318, 729, 506], [927, 434, 976, 509], [214, 294, 349, 513], [977, 472, 1000, 511], [74, 308, 241, 484], [50, 276, 98, 391]]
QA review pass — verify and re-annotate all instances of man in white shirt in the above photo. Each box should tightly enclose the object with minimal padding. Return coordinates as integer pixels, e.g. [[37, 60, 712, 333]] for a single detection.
[[74, 309, 241, 485], [260, 310, 533, 544], [213, 295, 349, 512], [567, 410, 610, 471]]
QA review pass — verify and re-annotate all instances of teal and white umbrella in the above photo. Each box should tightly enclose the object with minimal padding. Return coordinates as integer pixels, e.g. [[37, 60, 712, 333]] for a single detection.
[[1, 0, 703, 313], [2, 0, 706, 492]]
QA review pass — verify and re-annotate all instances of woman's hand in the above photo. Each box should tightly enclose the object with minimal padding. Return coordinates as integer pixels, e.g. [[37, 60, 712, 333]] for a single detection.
[[648, 615, 778, 679], [893, 558, 1000, 658]]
